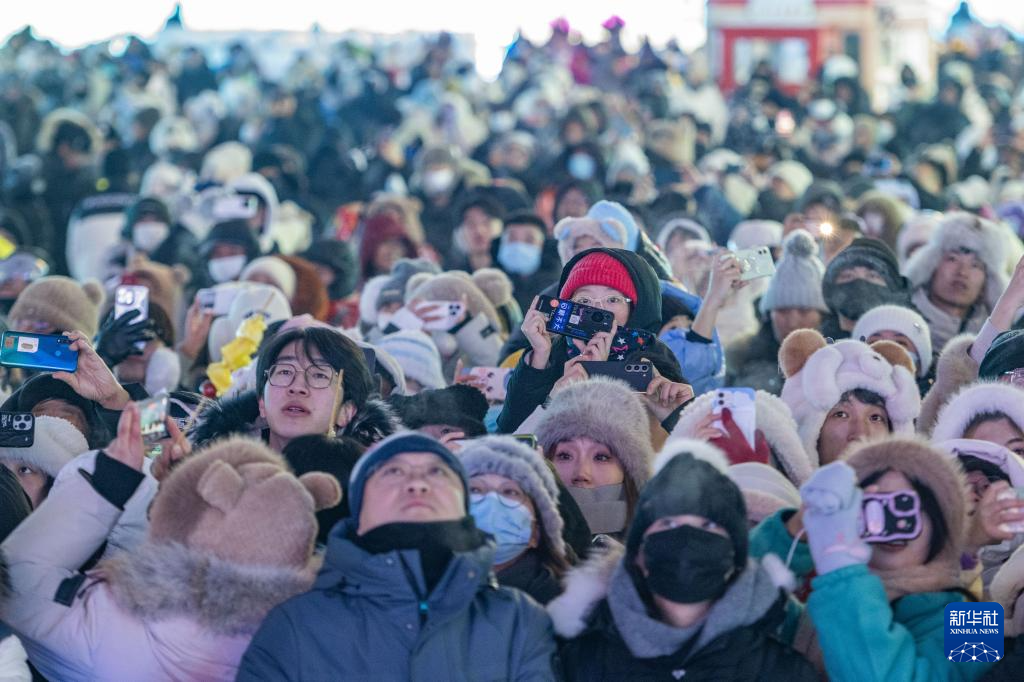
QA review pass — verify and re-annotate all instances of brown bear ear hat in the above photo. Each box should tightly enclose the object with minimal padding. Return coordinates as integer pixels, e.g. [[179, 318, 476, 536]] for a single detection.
[[779, 329, 921, 458], [278, 254, 329, 322], [148, 436, 340, 570]]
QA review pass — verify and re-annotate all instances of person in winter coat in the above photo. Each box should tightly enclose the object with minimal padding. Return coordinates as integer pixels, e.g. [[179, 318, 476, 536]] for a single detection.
[[818, 237, 911, 340], [751, 437, 985, 680], [659, 279, 726, 397], [779, 329, 921, 465], [199, 219, 262, 287], [237, 432, 557, 680], [534, 377, 655, 542], [498, 248, 689, 434], [191, 325, 400, 450], [904, 212, 1008, 353], [0, 466, 31, 681], [726, 229, 828, 394], [0, 415, 88, 508], [121, 195, 201, 277], [461, 436, 572, 604], [494, 211, 563, 312], [0, 406, 340, 681], [389, 384, 489, 441], [550, 440, 816, 681]]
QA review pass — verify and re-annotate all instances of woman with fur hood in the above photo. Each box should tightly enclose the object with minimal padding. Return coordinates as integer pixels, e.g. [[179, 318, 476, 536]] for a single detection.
[[0, 405, 340, 681], [749, 438, 986, 680], [191, 326, 400, 450], [550, 440, 816, 681]]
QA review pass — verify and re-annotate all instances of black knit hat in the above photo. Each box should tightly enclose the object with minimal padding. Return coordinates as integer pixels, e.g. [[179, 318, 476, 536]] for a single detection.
[[123, 196, 171, 237], [979, 329, 1024, 380], [300, 239, 359, 300], [625, 446, 748, 574], [823, 237, 906, 292], [388, 384, 488, 437], [200, 219, 261, 261]]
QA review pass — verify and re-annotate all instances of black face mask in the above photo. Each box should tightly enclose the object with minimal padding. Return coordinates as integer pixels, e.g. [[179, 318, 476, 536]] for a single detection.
[[757, 190, 795, 222], [828, 278, 902, 321], [642, 524, 736, 604]]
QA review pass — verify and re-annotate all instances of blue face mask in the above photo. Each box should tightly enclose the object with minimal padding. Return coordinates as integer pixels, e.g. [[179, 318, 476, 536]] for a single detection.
[[470, 492, 534, 566], [568, 153, 596, 180], [484, 404, 502, 433], [497, 239, 542, 276]]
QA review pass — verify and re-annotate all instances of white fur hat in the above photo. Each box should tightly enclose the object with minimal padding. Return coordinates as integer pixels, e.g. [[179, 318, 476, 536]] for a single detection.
[[241, 257, 297, 301], [200, 142, 252, 184], [728, 462, 802, 525], [934, 438, 1024, 487], [903, 212, 1009, 310], [851, 304, 933, 378], [930, 382, 1024, 443], [728, 220, 783, 251], [768, 160, 813, 197], [779, 330, 921, 457], [896, 210, 942, 265], [553, 217, 627, 265], [0, 416, 89, 478], [670, 389, 816, 483]]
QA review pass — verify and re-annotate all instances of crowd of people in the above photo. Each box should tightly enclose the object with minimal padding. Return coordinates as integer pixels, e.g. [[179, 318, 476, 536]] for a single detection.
[[3, 9, 1024, 680]]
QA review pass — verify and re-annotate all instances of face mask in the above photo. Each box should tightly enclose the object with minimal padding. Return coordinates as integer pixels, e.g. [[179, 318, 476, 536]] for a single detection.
[[829, 278, 901, 320], [497, 240, 542, 276], [642, 524, 736, 604], [207, 255, 247, 283], [470, 492, 534, 566], [569, 484, 627, 535], [132, 221, 170, 252], [422, 168, 456, 196], [568, 153, 596, 181]]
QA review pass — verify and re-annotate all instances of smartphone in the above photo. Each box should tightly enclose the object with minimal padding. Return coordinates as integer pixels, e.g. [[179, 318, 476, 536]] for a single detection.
[[860, 490, 922, 543], [211, 194, 258, 221], [513, 433, 538, 449], [461, 366, 512, 401], [534, 296, 614, 341], [712, 388, 756, 448], [137, 393, 169, 445], [421, 301, 465, 332], [0, 331, 79, 373], [732, 247, 775, 281], [386, 306, 425, 332], [581, 361, 652, 391], [0, 412, 34, 447], [115, 285, 150, 351], [196, 286, 240, 317]]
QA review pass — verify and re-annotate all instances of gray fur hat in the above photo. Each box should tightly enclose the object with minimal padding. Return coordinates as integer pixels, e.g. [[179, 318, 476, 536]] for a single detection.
[[459, 436, 566, 559], [536, 376, 654, 488], [903, 211, 1009, 310]]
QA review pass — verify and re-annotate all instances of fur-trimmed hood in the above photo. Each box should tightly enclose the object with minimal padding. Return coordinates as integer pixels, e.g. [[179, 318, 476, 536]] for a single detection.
[[191, 390, 402, 449], [931, 382, 1024, 443], [904, 212, 1009, 311], [918, 333, 978, 436], [670, 390, 815, 484], [99, 541, 317, 636]]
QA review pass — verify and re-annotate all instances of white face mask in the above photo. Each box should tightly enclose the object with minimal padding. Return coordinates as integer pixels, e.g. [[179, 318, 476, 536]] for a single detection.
[[207, 255, 247, 283], [422, 167, 456, 196], [132, 221, 170, 252]]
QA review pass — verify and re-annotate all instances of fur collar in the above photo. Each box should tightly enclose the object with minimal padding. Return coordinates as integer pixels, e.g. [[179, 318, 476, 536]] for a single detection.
[[99, 541, 318, 636], [191, 390, 402, 449], [919, 333, 979, 436]]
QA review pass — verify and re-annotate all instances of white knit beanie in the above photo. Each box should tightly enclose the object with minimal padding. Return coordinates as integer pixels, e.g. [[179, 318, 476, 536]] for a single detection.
[[728, 220, 784, 251], [768, 160, 813, 198], [376, 330, 446, 391], [852, 304, 933, 377], [0, 416, 89, 478], [241, 257, 297, 301]]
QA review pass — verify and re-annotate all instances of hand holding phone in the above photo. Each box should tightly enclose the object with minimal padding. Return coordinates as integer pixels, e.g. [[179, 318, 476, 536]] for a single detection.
[[106, 403, 145, 472], [580, 360, 652, 391], [712, 388, 756, 447], [534, 296, 614, 342], [412, 299, 467, 332], [0, 331, 79, 373], [137, 393, 170, 445], [860, 490, 922, 543], [732, 247, 775, 281]]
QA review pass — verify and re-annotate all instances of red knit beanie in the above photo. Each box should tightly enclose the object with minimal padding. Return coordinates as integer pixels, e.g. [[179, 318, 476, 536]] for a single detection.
[[559, 252, 637, 302]]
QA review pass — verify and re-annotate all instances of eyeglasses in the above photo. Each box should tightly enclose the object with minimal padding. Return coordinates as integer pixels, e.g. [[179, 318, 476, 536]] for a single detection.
[[1001, 369, 1024, 388], [470, 490, 526, 508], [571, 294, 632, 309], [265, 362, 337, 389]]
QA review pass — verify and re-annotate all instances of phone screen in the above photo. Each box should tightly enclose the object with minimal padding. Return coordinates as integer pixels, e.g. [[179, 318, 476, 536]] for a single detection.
[[0, 332, 79, 372]]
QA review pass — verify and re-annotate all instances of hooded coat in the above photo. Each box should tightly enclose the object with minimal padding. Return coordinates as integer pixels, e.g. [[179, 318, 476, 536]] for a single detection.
[[497, 248, 679, 433], [549, 545, 815, 682], [236, 518, 557, 681]]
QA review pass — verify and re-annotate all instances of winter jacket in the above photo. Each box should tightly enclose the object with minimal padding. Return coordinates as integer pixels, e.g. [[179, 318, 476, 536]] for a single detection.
[[191, 389, 401, 449], [549, 544, 815, 682], [659, 281, 724, 396], [750, 510, 991, 681], [497, 248, 671, 433], [497, 549, 564, 605], [494, 238, 563, 313], [236, 518, 557, 681], [0, 452, 305, 681], [725, 321, 784, 395]]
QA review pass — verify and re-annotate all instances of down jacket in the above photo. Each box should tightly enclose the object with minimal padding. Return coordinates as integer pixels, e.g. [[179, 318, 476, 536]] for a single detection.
[[236, 518, 557, 681]]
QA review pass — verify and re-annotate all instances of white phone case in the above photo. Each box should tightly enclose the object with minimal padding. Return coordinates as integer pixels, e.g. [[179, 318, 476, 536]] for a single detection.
[[712, 388, 757, 447]]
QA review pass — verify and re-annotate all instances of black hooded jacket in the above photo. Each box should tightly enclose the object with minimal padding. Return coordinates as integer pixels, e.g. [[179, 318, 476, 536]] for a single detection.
[[496, 247, 681, 433]]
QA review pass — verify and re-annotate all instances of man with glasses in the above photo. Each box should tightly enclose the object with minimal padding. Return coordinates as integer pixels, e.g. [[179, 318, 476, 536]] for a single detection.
[[238, 431, 556, 680]]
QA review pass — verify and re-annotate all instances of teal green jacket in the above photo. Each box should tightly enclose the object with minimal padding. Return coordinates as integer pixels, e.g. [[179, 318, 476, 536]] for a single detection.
[[751, 510, 992, 681]]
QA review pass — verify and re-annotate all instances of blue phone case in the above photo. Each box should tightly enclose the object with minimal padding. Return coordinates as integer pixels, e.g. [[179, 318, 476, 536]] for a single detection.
[[0, 331, 79, 372]]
